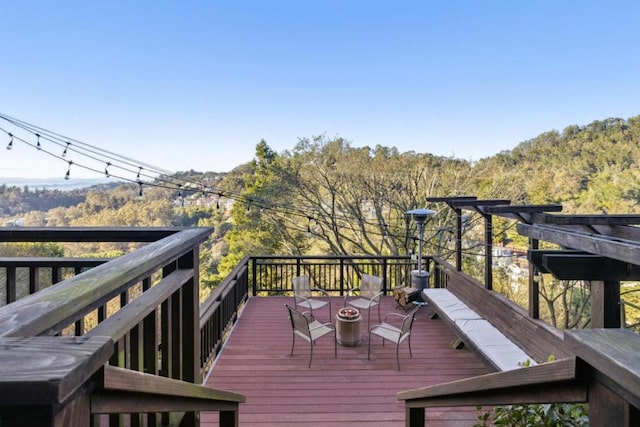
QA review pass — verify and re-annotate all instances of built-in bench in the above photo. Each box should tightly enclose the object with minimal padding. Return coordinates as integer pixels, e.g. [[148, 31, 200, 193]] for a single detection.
[[426, 265, 572, 367], [423, 288, 536, 371]]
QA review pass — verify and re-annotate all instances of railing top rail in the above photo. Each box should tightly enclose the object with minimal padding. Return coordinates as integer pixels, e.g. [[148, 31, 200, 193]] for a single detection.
[[397, 357, 583, 406], [0, 227, 187, 242], [251, 254, 420, 261], [0, 227, 212, 337], [0, 257, 110, 267]]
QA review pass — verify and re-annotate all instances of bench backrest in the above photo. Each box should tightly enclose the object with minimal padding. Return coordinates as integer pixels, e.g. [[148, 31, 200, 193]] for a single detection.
[[444, 271, 571, 362]]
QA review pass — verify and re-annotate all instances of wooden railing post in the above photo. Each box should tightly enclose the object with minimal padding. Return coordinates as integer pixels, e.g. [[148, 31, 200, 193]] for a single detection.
[[406, 406, 425, 427], [528, 237, 540, 319], [6, 266, 16, 304], [0, 336, 113, 427], [179, 248, 200, 426]]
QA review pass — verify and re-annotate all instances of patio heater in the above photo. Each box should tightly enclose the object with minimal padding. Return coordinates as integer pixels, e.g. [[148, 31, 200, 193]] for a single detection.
[[406, 208, 436, 292]]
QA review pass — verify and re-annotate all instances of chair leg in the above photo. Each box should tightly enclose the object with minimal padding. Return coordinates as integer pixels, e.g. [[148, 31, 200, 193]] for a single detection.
[[377, 303, 381, 323], [290, 333, 296, 356], [334, 331, 337, 359], [396, 343, 401, 371], [367, 331, 372, 360], [308, 341, 313, 368], [408, 335, 413, 358]]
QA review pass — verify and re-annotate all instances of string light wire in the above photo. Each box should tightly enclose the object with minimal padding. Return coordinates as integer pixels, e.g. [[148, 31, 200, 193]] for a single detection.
[[1, 113, 517, 256]]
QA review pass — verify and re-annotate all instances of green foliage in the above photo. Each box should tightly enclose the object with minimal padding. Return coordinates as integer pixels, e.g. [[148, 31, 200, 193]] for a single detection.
[[0, 242, 64, 257], [474, 357, 589, 427], [4, 114, 640, 295], [475, 402, 589, 427]]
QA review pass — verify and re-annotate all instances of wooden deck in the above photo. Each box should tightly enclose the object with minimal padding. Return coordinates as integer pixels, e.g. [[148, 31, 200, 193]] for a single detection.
[[202, 296, 492, 426]]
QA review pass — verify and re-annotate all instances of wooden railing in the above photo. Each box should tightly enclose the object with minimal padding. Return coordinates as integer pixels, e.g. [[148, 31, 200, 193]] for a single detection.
[[250, 255, 423, 296], [8, 228, 639, 425], [200, 256, 250, 374], [399, 329, 640, 426], [0, 227, 245, 427], [399, 257, 640, 426]]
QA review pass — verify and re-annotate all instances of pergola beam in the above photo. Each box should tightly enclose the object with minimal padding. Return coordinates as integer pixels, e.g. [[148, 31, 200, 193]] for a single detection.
[[518, 223, 640, 266]]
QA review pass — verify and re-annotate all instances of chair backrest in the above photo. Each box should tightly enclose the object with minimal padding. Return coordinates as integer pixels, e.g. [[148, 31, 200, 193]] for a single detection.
[[401, 305, 420, 335], [286, 304, 311, 339], [292, 275, 312, 300], [361, 274, 383, 299]]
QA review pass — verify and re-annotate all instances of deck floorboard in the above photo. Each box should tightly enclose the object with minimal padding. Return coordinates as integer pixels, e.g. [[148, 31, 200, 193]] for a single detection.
[[202, 296, 491, 426]]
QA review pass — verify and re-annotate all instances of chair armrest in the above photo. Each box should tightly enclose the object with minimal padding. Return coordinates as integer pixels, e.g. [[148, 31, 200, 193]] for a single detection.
[[343, 287, 361, 305], [369, 322, 398, 333], [311, 287, 330, 298], [382, 312, 407, 324], [309, 322, 335, 331]]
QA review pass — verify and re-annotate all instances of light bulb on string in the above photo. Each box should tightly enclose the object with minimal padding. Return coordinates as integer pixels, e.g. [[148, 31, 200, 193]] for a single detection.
[[306, 217, 312, 237], [64, 161, 73, 180], [6, 133, 13, 150], [104, 162, 111, 178], [136, 166, 143, 180], [216, 198, 221, 212], [62, 142, 70, 157], [137, 181, 144, 199], [36, 133, 41, 150]]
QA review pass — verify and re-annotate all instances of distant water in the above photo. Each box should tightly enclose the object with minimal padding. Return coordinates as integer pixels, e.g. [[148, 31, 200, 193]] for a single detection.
[[0, 177, 114, 191]]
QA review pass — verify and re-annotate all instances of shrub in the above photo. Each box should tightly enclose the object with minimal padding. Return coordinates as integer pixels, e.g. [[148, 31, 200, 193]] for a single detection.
[[474, 357, 589, 426]]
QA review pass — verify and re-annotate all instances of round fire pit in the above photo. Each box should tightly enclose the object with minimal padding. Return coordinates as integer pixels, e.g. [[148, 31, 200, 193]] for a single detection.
[[336, 307, 362, 346]]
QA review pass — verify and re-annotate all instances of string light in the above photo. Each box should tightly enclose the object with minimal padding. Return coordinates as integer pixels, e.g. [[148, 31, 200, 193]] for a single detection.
[[137, 181, 144, 198], [62, 142, 70, 157], [64, 161, 73, 180], [306, 217, 312, 237], [0, 113, 479, 242], [105, 162, 111, 178], [6, 133, 12, 150]]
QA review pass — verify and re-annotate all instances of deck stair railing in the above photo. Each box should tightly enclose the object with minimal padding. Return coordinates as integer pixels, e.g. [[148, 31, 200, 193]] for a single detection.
[[399, 329, 640, 426], [0, 227, 245, 427]]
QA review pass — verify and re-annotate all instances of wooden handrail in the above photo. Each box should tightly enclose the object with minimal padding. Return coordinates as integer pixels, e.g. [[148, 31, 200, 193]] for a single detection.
[[92, 365, 245, 425], [0, 227, 181, 242], [87, 269, 193, 341], [398, 358, 587, 427], [0, 227, 243, 427], [0, 228, 212, 337], [397, 358, 585, 406], [0, 257, 109, 267], [0, 336, 114, 405]]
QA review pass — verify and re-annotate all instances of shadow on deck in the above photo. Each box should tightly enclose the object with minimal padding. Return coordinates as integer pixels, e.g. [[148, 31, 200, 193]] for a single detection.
[[203, 296, 491, 426]]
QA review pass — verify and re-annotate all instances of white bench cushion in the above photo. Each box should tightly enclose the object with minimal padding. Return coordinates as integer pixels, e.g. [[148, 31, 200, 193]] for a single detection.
[[422, 289, 483, 321], [423, 289, 536, 371], [455, 318, 536, 371]]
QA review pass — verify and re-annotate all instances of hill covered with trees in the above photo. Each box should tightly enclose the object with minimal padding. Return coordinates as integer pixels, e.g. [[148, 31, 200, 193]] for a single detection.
[[3, 114, 640, 329], [2, 114, 639, 288]]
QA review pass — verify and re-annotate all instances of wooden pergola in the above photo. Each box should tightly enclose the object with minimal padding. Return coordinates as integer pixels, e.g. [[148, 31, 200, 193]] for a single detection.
[[427, 196, 640, 327]]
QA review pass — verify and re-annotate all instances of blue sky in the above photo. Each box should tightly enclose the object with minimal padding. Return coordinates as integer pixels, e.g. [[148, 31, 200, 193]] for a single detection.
[[2, 1, 640, 179]]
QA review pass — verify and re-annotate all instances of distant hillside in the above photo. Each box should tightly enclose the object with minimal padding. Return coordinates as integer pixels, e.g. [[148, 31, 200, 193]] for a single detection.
[[0, 177, 113, 191], [475, 115, 640, 213]]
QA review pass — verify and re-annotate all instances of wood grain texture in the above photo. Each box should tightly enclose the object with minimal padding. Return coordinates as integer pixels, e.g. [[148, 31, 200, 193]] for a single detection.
[[0, 336, 113, 405], [0, 228, 212, 337], [565, 329, 640, 408], [203, 296, 491, 427]]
